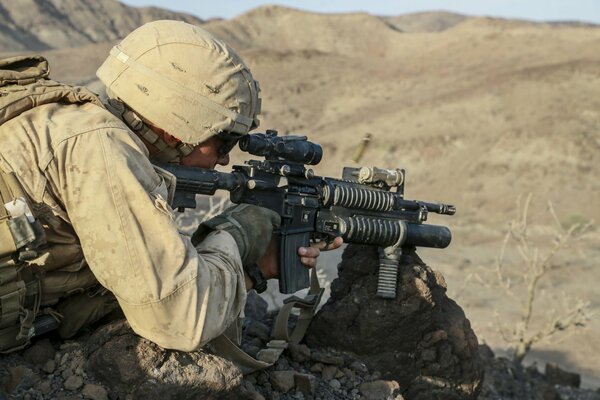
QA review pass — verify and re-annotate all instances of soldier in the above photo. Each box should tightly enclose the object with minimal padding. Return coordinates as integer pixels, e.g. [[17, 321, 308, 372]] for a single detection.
[[0, 20, 341, 352]]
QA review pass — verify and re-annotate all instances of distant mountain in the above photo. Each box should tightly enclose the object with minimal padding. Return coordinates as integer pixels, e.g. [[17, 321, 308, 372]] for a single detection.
[[0, 0, 203, 52], [383, 11, 468, 32], [203, 5, 401, 57]]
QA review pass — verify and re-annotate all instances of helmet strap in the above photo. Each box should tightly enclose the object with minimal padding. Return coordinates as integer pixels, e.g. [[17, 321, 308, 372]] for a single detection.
[[105, 97, 194, 163]]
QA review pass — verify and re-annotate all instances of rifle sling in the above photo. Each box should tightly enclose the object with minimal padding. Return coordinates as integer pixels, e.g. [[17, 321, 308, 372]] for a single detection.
[[210, 269, 324, 374]]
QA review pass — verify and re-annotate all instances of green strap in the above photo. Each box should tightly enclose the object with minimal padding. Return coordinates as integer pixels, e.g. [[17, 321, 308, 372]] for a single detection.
[[210, 269, 324, 374], [271, 269, 324, 344]]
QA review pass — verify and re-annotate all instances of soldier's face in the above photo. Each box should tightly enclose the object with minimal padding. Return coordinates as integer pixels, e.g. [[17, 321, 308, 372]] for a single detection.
[[180, 136, 230, 169], [145, 123, 230, 169]]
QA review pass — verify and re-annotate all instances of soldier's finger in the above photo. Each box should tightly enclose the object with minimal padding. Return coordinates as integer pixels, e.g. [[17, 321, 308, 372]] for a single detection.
[[300, 257, 317, 268], [298, 246, 320, 258], [312, 237, 344, 251]]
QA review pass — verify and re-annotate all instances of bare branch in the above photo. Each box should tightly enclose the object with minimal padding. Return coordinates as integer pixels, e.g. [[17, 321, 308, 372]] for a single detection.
[[481, 194, 593, 365]]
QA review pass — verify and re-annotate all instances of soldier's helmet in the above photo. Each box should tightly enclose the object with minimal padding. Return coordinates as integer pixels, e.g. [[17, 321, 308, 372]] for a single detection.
[[96, 20, 261, 148]]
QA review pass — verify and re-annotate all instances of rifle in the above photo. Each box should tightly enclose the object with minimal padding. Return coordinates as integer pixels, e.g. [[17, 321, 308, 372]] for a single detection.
[[156, 130, 455, 299]]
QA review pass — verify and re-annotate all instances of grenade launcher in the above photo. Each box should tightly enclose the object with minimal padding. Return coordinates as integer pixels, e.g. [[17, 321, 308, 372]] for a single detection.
[[156, 130, 455, 299]]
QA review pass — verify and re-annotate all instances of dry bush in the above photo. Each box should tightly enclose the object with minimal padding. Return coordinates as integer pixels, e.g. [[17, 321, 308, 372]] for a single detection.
[[477, 194, 593, 365]]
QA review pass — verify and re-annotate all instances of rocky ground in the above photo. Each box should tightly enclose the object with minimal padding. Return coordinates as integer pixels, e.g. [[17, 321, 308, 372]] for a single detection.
[[0, 306, 598, 400], [1, 246, 599, 400]]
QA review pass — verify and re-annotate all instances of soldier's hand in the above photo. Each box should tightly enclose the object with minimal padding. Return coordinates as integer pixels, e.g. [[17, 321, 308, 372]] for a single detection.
[[257, 236, 344, 279], [298, 237, 344, 268]]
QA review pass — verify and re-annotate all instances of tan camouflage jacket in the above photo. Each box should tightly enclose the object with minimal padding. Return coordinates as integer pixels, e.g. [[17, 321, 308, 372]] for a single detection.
[[0, 92, 247, 351]]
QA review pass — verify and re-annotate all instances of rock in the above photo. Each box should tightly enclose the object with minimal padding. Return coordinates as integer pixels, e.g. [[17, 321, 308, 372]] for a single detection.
[[64, 375, 83, 391], [237, 381, 266, 400], [35, 379, 52, 395], [535, 383, 561, 400], [309, 363, 323, 373], [245, 320, 271, 342], [311, 352, 344, 366], [270, 371, 295, 393], [478, 344, 495, 360], [3, 366, 38, 393], [62, 368, 73, 380], [342, 367, 356, 380], [322, 365, 338, 381], [274, 357, 290, 371], [329, 379, 342, 390], [545, 362, 581, 388], [287, 343, 311, 363], [294, 373, 316, 396], [349, 360, 368, 373], [246, 374, 258, 386], [42, 359, 56, 374], [242, 344, 261, 358], [60, 353, 70, 367], [307, 246, 483, 399], [23, 339, 56, 365], [82, 384, 108, 400], [245, 291, 269, 322], [84, 320, 243, 400], [359, 380, 401, 400], [56, 393, 80, 400]]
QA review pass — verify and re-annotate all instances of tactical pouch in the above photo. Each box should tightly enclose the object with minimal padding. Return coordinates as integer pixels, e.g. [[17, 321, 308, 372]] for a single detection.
[[0, 170, 44, 352]]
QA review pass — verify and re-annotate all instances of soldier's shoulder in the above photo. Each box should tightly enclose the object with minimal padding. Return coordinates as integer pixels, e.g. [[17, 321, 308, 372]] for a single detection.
[[46, 101, 130, 136]]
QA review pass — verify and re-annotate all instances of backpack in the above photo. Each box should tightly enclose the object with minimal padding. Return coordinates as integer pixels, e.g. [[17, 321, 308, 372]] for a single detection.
[[0, 55, 102, 351]]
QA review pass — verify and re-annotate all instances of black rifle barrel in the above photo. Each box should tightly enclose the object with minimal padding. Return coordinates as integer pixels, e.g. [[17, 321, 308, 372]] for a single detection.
[[395, 198, 456, 215]]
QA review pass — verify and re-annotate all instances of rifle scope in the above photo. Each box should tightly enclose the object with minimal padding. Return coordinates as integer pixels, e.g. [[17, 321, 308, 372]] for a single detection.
[[239, 130, 323, 165]]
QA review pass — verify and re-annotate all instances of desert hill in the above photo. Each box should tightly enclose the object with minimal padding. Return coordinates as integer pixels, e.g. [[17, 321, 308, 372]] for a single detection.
[[203, 5, 400, 57], [0, 0, 202, 51]]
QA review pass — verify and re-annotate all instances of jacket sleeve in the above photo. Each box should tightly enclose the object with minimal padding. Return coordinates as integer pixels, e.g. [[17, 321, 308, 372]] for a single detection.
[[51, 125, 247, 351]]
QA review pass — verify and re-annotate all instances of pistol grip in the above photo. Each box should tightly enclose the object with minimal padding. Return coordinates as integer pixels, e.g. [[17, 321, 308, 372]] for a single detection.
[[278, 232, 311, 294]]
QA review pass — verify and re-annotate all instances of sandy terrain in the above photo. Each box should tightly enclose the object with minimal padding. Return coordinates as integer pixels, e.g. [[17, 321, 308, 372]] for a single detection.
[[2, 3, 599, 390]]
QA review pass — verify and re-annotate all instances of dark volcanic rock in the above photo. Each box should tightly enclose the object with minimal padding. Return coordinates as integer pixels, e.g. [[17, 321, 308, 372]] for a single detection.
[[306, 245, 483, 399], [545, 362, 581, 388], [84, 320, 244, 400]]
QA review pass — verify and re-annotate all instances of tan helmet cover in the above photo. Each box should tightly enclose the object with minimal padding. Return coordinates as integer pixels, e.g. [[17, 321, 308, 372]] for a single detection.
[[96, 20, 261, 144]]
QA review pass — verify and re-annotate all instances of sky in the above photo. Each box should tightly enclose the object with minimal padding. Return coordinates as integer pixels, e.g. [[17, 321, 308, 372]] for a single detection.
[[120, 0, 600, 24]]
